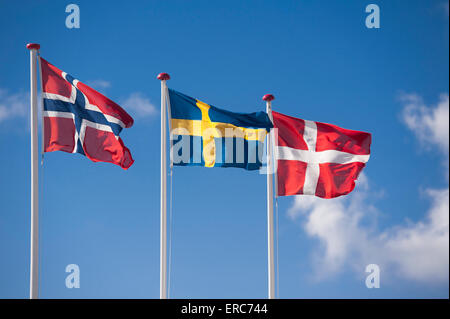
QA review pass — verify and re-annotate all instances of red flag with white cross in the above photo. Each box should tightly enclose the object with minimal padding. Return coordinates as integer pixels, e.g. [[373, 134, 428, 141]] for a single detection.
[[273, 111, 371, 198]]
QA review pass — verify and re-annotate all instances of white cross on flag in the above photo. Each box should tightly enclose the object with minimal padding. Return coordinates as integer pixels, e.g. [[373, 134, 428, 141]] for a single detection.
[[273, 111, 371, 198]]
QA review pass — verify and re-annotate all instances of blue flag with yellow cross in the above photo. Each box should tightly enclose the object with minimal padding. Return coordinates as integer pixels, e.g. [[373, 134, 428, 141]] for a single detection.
[[168, 89, 273, 170]]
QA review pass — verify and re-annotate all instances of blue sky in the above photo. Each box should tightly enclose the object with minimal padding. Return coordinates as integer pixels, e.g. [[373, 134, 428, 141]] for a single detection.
[[0, 0, 448, 298]]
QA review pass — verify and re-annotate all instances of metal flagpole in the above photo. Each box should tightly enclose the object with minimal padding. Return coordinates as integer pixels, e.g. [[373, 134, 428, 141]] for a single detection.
[[263, 93, 275, 299], [158, 72, 170, 299], [26, 43, 40, 299]]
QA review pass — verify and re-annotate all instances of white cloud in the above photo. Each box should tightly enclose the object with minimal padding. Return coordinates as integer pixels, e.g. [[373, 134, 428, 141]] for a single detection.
[[86, 80, 111, 90], [121, 92, 157, 118], [288, 93, 449, 285], [401, 93, 449, 154], [289, 176, 449, 284], [384, 188, 449, 282], [0, 89, 29, 123]]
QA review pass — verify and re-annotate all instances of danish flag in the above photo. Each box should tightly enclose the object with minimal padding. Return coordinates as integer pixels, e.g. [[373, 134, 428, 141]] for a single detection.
[[40, 58, 134, 169], [273, 111, 371, 198]]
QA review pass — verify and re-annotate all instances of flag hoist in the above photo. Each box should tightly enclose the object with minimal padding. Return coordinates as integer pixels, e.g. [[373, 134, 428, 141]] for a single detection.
[[263, 93, 276, 299], [158, 72, 170, 299], [26, 43, 40, 299]]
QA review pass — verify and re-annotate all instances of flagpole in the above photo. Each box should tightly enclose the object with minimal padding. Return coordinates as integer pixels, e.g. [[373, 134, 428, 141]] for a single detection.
[[158, 72, 170, 299], [263, 93, 275, 299], [26, 43, 40, 299]]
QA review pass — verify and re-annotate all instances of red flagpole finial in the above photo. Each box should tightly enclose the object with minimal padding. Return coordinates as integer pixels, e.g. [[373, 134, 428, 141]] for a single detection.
[[26, 43, 40, 50], [157, 73, 170, 81], [262, 94, 275, 102]]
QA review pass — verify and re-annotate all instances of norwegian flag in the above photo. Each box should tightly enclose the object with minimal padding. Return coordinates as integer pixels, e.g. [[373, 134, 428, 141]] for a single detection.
[[273, 111, 371, 198], [40, 58, 134, 169]]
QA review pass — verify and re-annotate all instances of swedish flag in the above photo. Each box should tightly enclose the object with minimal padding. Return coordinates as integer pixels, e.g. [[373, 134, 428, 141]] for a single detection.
[[168, 89, 273, 170]]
